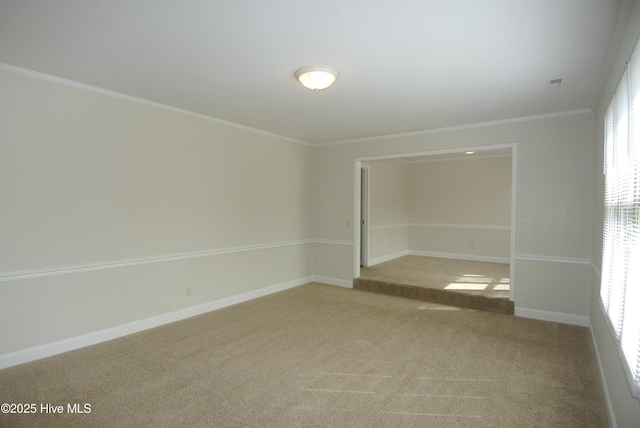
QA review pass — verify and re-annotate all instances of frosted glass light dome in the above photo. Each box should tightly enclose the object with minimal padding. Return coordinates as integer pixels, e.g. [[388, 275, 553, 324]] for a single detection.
[[295, 66, 339, 92]]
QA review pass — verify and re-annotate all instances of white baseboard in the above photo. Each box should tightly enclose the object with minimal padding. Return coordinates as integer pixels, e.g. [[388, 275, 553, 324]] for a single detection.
[[312, 275, 353, 288], [0, 276, 312, 370], [409, 250, 509, 264], [514, 307, 590, 327], [368, 250, 410, 266], [590, 326, 618, 428]]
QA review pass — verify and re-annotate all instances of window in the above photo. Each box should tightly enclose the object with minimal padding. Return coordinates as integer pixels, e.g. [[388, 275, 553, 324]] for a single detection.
[[600, 37, 640, 399]]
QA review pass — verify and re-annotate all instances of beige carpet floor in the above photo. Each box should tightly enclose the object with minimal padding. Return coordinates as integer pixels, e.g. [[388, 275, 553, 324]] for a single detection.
[[0, 283, 606, 427], [356, 256, 514, 314], [360, 256, 511, 298]]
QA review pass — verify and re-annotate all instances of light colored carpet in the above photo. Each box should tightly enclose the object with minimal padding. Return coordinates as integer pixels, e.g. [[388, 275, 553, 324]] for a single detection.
[[360, 256, 511, 298], [356, 255, 514, 314], [0, 283, 606, 427]]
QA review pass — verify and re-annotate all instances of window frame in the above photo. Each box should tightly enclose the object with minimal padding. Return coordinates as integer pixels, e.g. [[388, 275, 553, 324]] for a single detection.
[[600, 38, 640, 400]]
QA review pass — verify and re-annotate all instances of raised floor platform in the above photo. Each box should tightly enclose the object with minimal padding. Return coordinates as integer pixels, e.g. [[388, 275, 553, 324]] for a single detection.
[[353, 255, 514, 315]]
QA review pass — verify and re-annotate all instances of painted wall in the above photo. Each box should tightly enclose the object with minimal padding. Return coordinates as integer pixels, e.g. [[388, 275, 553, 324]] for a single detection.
[[314, 112, 595, 325], [0, 69, 314, 359], [364, 159, 409, 263], [590, 0, 640, 425], [364, 156, 512, 265], [408, 155, 511, 262]]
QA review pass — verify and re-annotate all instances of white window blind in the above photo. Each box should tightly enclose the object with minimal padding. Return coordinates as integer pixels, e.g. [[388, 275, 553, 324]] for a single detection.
[[600, 37, 640, 399]]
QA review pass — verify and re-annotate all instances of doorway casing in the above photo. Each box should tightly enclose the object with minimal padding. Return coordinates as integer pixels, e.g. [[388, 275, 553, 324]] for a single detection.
[[360, 166, 370, 267]]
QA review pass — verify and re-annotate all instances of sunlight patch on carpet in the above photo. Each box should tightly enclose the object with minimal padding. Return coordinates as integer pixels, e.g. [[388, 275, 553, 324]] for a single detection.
[[445, 283, 488, 290]]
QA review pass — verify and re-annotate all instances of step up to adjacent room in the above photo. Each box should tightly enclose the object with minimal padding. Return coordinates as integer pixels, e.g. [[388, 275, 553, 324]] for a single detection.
[[354, 256, 514, 315], [353, 277, 514, 315]]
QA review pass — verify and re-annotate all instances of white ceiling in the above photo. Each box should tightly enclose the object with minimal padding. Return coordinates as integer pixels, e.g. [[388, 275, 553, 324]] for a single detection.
[[0, 0, 623, 145]]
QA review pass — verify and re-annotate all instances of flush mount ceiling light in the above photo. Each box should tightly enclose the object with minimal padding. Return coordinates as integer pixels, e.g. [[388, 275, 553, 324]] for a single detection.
[[295, 66, 339, 92]]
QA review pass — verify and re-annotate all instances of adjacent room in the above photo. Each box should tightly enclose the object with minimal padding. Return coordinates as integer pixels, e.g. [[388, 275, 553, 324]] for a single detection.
[[355, 149, 514, 313], [1, 1, 639, 426]]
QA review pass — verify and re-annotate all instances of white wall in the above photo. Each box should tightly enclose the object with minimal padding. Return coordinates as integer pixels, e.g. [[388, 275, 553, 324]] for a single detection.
[[313, 149, 355, 284], [363, 156, 512, 264], [364, 159, 409, 263], [409, 156, 511, 226], [314, 112, 594, 326], [0, 69, 314, 361], [590, 0, 640, 425], [408, 155, 511, 262]]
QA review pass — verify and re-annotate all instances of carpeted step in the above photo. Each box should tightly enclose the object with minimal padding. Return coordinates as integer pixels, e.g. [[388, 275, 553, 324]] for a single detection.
[[353, 277, 514, 315]]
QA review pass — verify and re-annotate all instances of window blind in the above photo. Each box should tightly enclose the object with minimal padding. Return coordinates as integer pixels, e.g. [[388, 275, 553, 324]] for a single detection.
[[600, 37, 640, 399]]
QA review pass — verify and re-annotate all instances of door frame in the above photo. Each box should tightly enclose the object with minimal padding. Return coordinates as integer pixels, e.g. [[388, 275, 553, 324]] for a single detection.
[[353, 142, 517, 302], [359, 165, 370, 267]]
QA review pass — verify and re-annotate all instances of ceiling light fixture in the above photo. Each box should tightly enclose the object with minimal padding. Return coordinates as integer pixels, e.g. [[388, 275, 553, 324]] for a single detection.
[[295, 66, 339, 92]]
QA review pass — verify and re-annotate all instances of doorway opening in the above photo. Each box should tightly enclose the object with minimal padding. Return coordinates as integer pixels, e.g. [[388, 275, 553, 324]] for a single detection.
[[360, 166, 369, 267], [353, 143, 517, 303]]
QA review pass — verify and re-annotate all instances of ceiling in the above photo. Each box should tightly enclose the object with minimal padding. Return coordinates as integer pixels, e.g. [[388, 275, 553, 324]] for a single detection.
[[0, 0, 623, 145]]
